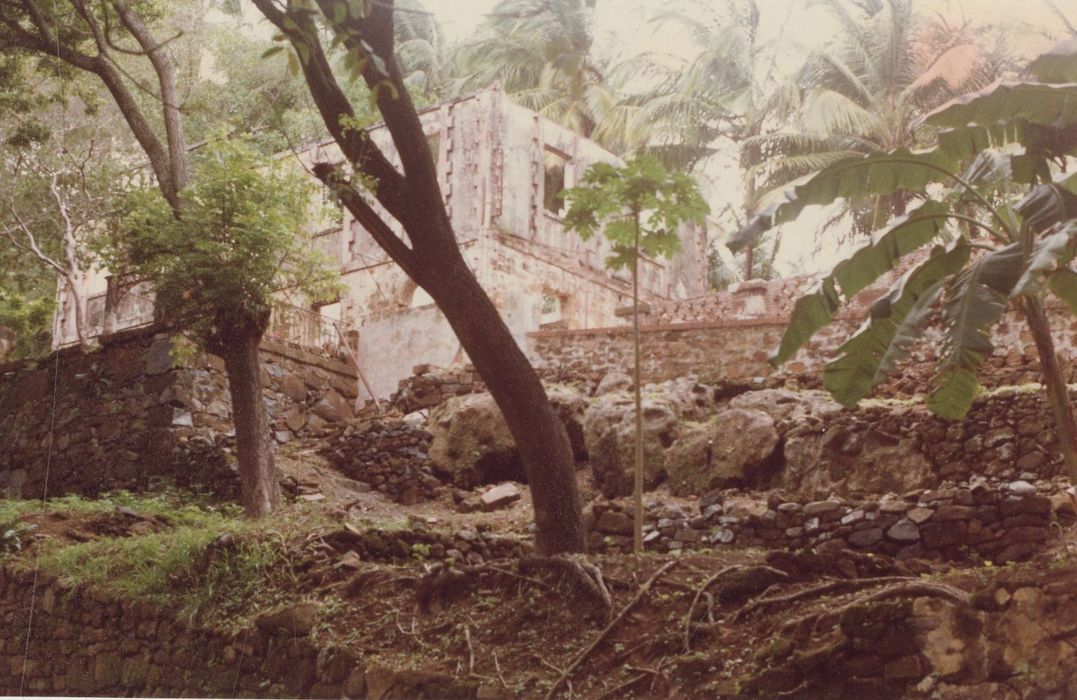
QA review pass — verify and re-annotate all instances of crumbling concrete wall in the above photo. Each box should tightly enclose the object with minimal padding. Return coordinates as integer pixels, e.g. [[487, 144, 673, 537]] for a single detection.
[[332, 88, 708, 400]]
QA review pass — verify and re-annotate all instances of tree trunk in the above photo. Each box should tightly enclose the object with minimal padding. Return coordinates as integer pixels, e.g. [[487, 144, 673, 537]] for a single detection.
[[220, 331, 281, 517], [422, 253, 586, 555], [631, 218, 644, 554], [1023, 297, 1077, 480]]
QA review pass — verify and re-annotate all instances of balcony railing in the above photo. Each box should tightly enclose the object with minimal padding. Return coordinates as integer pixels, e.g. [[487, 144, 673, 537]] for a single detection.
[[266, 303, 346, 358]]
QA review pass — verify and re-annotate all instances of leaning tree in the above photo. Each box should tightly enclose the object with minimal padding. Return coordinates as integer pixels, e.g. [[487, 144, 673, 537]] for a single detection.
[[730, 38, 1077, 478], [251, 0, 586, 554]]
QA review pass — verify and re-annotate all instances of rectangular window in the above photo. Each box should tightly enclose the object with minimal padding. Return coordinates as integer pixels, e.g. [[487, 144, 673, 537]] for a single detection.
[[543, 148, 569, 216]]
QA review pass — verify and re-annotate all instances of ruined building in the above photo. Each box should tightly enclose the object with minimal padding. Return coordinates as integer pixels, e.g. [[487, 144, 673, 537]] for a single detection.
[[52, 87, 707, 400]]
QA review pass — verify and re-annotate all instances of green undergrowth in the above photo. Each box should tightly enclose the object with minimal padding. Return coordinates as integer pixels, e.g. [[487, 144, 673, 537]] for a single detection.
[[2, 491, 328, 630]]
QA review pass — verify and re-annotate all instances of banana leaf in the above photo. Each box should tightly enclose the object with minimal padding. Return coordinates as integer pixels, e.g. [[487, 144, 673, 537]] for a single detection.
[[1013, 223, 1077, 297], [731, 148, 959, 252], [770, 200, 954, 365], [822, 244, 970, 406], [1027, 36, 1077, 83], [927, 243, 1026, 419], [922, 82, 1077, 134], [1049, 268, 1077, 313], [1014, 184, 1077, 234]]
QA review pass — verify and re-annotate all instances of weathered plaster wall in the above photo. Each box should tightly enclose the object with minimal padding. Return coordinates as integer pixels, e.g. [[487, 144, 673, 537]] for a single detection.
[[355, 304, 463, 401], [333, 88, 708, 399], [0, 328, 359, 500]]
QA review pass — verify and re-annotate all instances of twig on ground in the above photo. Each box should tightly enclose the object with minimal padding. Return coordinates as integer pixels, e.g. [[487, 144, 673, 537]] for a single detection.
[[493, 651, 508, 690], [544, 560, 679, 700], [594, 672, 648, 700], [465, 625, 475, 676]]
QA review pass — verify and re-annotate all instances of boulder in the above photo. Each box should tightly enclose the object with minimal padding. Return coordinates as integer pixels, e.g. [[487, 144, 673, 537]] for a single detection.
[[428, 386, 588, 487], [783, 425, 934, 498], [641, 376, 716, 421], [255, 602, 319, 638], [547, 384, 589, 461], [594, 371, 632, 396], [583, 392, 679, 498], [480, 483, 521, 511], [728, 389, 841, 428], [664, 409, 780, 496], [428, 393, 518, 487]]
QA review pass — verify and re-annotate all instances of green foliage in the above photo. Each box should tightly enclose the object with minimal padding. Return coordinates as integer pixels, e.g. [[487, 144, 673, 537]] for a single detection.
[[1, 491, 307, 628], [0, 288, 53, 358], [738, 39, 1077, 419], [98, 137, 339, 350], [562, 155, 709, 271]]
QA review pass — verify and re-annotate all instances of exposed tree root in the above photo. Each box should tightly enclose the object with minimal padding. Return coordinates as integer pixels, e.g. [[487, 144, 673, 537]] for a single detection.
[[732, 575, 917, 623], [781, 580, 972, 635], [415, 555, 611, 617], [519, 555, 613, 619], [683, 565, 745, 652], [544, 560, 679, 700]]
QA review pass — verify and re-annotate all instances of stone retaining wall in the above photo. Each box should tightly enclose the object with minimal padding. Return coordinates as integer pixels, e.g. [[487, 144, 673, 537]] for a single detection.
[[388, 365, 485, 414], [530, 303, 1076, 395], [320, 418, 441, 504], [0, 328, 360, 500], [588, 478, 1071, 564], [0, 566, 335, 697]]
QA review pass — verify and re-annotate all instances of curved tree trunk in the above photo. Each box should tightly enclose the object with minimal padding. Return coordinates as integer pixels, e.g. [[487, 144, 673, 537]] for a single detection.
[[422, 253, 586, 555], [1023, 297, 1077, 480], [220, 332, 281, 517]]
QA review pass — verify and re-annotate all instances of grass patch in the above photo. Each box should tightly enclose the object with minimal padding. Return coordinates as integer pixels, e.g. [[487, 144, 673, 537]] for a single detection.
[[2, 491, 328, 630]]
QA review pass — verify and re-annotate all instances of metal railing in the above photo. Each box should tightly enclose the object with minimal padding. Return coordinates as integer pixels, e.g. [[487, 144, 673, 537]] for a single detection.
[[265, 303, 343, 356], [265, 302, 381, 411]]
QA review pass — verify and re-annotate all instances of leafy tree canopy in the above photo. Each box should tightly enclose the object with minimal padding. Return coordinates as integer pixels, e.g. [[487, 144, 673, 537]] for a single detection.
[[97, 136, 338, 353], [563, 154, 709, 270]]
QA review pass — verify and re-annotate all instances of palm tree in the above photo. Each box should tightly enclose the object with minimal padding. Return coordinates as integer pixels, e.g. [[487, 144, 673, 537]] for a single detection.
[[450, 0, 614, 140], [641, 0, 800, 278], [393, 0, 450, 100], [755, 0, 1014, 237]]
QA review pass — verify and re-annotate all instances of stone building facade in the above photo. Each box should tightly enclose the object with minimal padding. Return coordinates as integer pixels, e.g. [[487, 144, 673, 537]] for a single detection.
[[51, 87, 709, 400]]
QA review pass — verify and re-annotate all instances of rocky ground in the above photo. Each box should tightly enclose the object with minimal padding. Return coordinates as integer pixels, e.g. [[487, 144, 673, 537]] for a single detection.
[[5, 448, 1077, 699], [4, 371, 1077, 698]]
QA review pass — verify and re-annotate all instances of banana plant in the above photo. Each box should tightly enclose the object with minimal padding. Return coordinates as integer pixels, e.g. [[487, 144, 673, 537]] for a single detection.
[[730, 38, 1077, 480]]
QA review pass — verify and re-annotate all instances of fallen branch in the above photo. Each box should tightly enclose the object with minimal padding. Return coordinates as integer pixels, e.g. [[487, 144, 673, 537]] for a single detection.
[[544, 560, 679, 700], [465, 625, 475, 676], [594, 672, 648, 700]]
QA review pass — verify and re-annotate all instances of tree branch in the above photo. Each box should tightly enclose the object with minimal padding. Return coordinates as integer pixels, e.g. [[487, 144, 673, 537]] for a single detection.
[[251, 0, 411, 222], [313, 0, 445, 213], [110, 0, 187, 192], [312, 162, 418, 279]]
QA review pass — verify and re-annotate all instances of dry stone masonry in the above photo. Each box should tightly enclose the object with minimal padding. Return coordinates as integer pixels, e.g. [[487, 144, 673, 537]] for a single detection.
[[587, 477, 1071, 564], [0, 327, 360, 501]]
